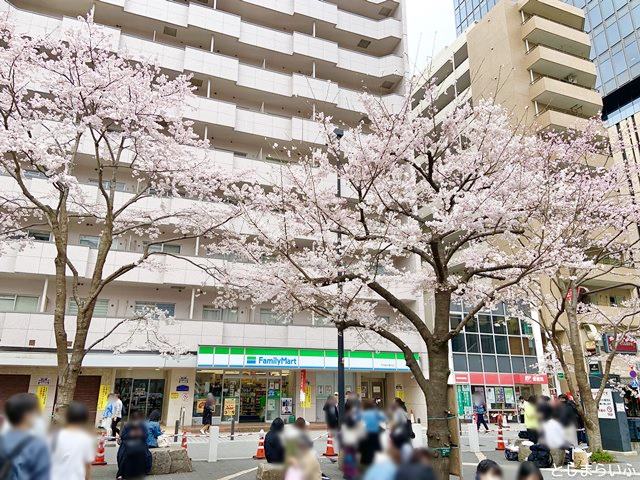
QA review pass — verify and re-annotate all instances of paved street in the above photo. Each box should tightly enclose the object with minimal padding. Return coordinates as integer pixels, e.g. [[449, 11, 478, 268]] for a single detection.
[[91, 427, 640, 480]]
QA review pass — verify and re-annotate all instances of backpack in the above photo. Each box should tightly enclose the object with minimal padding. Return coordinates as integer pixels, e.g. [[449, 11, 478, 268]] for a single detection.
[[0, 436, 33, 480], [528, 444, 552, 469]]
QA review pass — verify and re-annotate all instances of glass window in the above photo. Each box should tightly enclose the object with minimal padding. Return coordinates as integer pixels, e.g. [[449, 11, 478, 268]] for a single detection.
[[600, 58, 614, 82], [613, 49, 627, 75], [512, 357, 526, 373], [497, 356, 512, 372], [146, 243, 182, 254], [625, 41, 640, 66], [453, 354, 468, 371], [68, 298, 109, 316], [0, 294, 15, 311], [593, 32, 608, 55], [28, 230, 51, 242], [509, 336, 524, 355], [202, 307, 238, 322], [478, 314, 492, 333], [465, 317, 478, 332], [450, 314, 462, 330], [606, 21, 621, 45], [588, 5, 602, 26], [468, 354, 483, 372], [507, 318, 520, 335], [452, 334, 466, 352], [482, 355, 497, 372], [633, 5, 640, 28], [523, 337, 537, 355], [260, 308, 287, 325], [525, 357, 539, 373], [79, 235, 100, 249], [481, 335, 495, 353], [495, 336, 509, 354], [14, 295, 38, 313], [619, 13, 634, 38], [493, 317, 507, 334], [601, 0, 614, 19], [135, 301, 175, 317], [466, 334, 480, 353]]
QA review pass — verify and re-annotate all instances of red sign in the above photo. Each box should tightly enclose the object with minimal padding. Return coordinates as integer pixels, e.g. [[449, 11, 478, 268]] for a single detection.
[[604, 335, 638, 354], [454, 372, 547, 385]]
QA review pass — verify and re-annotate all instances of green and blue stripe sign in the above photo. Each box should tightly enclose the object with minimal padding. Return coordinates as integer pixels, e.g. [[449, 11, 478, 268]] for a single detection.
[[197, 346, 419, 372]]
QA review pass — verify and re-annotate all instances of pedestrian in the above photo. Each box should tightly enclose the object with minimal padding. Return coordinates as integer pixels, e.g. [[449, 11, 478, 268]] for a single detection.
[[200, 393, 214, 435], [359, 398, 385, 466], [390, 398, 413, 461], [264, 417, 285, 464], [474, 401, 490, 433], [518, 396, 526, 424], [116, 409, 151, 479], [111, 393, 123, 439], [362, 426, 405, 480], [0, 393, 51, 480], [101, 394, 114, 438], [475, 459, 503, 480], [556, 394, 579, 447], [322, 395, 339, 441], [283, 425, 321, 480], [144, 410, 163, 448], [340, 404, 364, 480], [51, 401, 94, 480], [524, 395, 539, 443], [515, 461, 544, 480], [540, 409, 566, 450]]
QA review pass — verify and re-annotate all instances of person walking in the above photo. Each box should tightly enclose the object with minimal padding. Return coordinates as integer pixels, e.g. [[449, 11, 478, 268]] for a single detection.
[[359, 399, 385, 466], [111, 393, 123, 439], [474, 401, 490, 433], [51, 402, 94, 480], [518, 396, 526, 424], [0, 393, 51, 480], [200, 394, 214, 435], [322, 395, 339, 441]]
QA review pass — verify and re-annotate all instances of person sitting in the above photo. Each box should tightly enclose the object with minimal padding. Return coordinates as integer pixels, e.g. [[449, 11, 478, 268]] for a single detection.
[[144, 410, 163, 448], [116, 409, 151, 479], [264, 417, 285, 464]]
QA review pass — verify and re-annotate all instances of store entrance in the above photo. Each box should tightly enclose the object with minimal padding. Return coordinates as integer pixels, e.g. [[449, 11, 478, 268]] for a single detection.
[[240, 377, 266, 423], [361, 378, 386, 406], [114, 378, 166, 420]]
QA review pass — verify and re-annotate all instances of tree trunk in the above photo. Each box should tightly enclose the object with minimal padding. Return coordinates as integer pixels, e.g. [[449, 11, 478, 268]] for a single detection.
[[566, 301, 603, 451]]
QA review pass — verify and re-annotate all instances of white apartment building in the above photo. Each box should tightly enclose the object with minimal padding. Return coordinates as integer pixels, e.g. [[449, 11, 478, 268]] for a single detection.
[[0, 0, 429, 427]]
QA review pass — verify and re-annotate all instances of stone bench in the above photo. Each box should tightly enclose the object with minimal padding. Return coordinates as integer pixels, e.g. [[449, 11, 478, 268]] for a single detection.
[[149, 447, 193, 475], [256, 462, 286, 480]]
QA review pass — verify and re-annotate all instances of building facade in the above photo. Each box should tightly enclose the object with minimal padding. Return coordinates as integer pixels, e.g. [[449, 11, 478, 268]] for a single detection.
[[0, 0, 426, 427]]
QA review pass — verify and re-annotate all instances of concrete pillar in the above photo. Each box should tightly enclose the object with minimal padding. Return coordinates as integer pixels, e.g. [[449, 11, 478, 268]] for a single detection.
[[189, 289, 196, 320], [165, 368, 196, 427], [39, 277, 48, 312]]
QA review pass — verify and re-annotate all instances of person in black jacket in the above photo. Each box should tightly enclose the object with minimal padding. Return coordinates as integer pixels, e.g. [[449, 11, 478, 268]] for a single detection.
[[264, 418, 285, 464]]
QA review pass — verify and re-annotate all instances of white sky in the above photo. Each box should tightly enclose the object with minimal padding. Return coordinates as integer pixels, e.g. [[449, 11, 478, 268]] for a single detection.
[[406, 0, 456, 75]]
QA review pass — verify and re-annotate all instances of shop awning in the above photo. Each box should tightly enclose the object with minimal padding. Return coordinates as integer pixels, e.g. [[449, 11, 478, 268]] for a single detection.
[[449, 372, 548, 385], [197, 345, 420, 372]]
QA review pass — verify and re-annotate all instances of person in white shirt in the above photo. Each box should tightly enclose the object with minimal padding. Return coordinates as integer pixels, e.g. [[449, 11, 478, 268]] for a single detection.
[[111, 393, 123, 438], [51, 401, 95, 480]]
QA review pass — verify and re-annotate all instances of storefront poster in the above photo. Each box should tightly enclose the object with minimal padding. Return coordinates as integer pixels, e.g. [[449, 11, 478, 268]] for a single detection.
[[592, 389, 616, 419], [504, 387, 515, 405], [395, 385, 405, 401], [97, 384, 110, 410], [170, 392, 179, 400], [223, 398, 237, 417], [486, 387, 496, 405], [281, 397, 293, 415], [456, 385, 472, 417], [495, 387, 505, 403], [35, 386, 48, 409]]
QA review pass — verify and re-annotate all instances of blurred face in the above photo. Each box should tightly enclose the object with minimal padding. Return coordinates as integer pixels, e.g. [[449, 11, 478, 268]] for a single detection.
[[478, 471, 502, 480]]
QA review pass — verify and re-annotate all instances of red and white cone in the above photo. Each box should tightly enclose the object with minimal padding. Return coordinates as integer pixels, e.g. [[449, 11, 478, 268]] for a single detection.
[[323, 433, 337, 457], [495, 414, 506, 451], [181, 431, 188, 450], [92, 431, 107, 466], [253, 430, 266, 460]]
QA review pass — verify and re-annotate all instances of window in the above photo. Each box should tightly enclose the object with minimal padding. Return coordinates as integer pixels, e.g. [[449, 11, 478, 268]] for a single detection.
[[135, 302, 175, 317], [600, 58, 614, 82], [466, 334, 480, 353], [202, 307, 238, 322], [482, 355, 497, 372], [468, 354, 483, 372], [312, 313, 331, 327], [79, 235, 100, 249], [511, 357, 526, 373], [68, 298, 109, 317], [453, 354, 468, 371], [23, 170, 46, 179], [619, 13, 634, 38], [145, 243, 182, 254], [497, 356, 512, 373], [478, 314, 492, 333], [480, 335, 495, 353], [507, 318, 520, 335], [28, 230, 51, 242], [509, 336, 524, 355], [88, 179, 126, 192], [593, 32, 608, 55], [495, 336, 509, 354], [0, 294, 39, 312], [259, 308, 287, 325], [612, 49, 627, 75], [452, 334, 466, 352], [625, 41, 640, 66]]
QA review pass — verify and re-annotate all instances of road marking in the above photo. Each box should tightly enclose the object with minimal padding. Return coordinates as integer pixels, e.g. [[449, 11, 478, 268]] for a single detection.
[[474, 452, 486, 461], [217, 467, 258, 480]]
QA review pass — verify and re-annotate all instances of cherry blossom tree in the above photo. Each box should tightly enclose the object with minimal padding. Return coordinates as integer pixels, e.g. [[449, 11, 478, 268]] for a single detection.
[[0, 13, 238, 413], [201, 84, 621, 474]]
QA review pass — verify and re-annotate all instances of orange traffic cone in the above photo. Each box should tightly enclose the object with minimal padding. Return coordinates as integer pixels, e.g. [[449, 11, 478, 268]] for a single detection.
[[495, 414, 506, 451], [181, 431, 188, 450], [253, 431, 266, 460], [92, 432, 107, 466], [323, 433, 337, 457]]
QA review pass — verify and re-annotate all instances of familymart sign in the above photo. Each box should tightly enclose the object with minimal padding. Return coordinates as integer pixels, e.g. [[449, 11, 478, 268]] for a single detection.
[[197, 346, 420, 372]]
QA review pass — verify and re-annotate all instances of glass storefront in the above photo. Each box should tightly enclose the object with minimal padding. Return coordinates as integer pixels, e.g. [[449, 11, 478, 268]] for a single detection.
[[194, 370, 294, 423], [114, 378, 166, 420]]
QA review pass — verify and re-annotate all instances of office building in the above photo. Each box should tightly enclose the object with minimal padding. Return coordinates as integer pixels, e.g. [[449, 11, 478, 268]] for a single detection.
[[0, 0, 425, 426]]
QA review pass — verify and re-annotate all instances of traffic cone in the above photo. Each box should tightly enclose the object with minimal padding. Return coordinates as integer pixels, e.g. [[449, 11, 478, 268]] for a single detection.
[[323, 433, 337, 457], [181, 431, 188, 450], [92, 432, 107, 466], [495, 414, 506, 451], [253, 430, 266, 460]]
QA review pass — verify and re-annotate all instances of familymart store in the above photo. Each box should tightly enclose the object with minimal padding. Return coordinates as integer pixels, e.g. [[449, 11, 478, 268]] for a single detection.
[[194, 346, 427, 425]]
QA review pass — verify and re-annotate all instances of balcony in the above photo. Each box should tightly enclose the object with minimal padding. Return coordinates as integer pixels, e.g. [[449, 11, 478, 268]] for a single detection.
[[530, 76, 602, 118], [519, 0, 585, 31], [526, 45, 596, 89], [535, 108, 590, 132], [522, 16, 591, 59]]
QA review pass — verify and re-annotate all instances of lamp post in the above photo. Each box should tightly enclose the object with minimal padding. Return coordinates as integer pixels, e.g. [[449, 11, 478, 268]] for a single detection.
[[334, 128, 346, 424]]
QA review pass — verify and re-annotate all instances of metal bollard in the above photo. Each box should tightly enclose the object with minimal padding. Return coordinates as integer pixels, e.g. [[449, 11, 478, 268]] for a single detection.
[[208, 426, 220, 462], [230, 417, 235, 441], [174, 419, 180, 443]]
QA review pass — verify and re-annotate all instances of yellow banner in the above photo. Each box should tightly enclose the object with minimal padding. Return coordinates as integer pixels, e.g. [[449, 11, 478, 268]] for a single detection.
[[35, 386, 48, 410], [302, 385, 312, 409], [97, 384, 110, 410]]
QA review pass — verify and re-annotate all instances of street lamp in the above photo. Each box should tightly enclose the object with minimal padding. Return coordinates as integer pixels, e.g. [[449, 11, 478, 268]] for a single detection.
[[333, 127, 346, 424]]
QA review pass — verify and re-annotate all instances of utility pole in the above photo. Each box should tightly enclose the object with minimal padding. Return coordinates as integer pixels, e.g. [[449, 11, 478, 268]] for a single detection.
[[334, 128, 346, 423]]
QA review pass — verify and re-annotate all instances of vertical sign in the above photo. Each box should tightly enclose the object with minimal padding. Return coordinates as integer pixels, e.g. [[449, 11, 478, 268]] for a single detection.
[[299, 369, 307, 404], [97, 384, 110, 411], [35, 386, 48, 410]]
